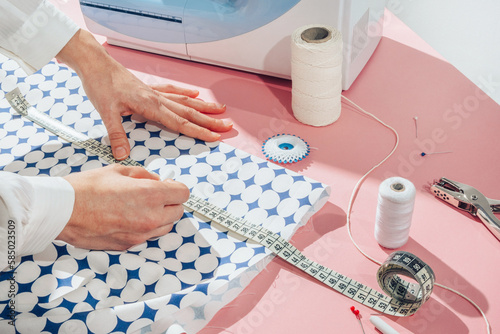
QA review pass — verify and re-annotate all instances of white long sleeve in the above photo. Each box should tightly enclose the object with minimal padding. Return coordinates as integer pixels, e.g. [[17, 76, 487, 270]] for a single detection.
[[0, 172, 75, 271], [0, 0, 79, 75], [0, 1, 80, 270]]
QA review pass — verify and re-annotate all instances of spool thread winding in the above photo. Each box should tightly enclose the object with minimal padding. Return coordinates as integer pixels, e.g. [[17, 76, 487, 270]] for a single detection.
[[375, 177, 416, 249], [291, 24, 343, 126]]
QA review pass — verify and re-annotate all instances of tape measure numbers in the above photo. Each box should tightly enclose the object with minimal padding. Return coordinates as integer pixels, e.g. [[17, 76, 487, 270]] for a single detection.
[[6, 87, 435, 317], [185, 195, 435, 316]]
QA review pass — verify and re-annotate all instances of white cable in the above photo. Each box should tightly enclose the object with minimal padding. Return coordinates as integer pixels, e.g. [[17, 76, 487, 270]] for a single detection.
[[434, 282, 491, 333], [341, 94, 491, 334]]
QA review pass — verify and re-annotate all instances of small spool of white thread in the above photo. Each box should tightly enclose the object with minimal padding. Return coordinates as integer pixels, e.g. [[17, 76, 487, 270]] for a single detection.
[[374, 177, 416, 249], [291, 24, 343, 126]]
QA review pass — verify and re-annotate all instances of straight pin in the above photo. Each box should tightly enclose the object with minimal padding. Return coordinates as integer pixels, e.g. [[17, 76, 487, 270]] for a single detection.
[[350, 306, 366, 334], [413, 116, 418, 138], [421, 151, 452, 157]]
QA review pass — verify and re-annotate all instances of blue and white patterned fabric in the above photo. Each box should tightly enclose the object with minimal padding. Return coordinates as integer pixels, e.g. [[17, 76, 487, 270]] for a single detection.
[[0, 54, 330, 334]]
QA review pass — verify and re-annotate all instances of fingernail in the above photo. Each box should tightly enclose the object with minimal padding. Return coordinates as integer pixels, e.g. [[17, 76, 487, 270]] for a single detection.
[[149, 172, 161, 180], [114, 146, 128, 160], [222, 119, 233, 127], [211, 132, 222, 141], [217, 103, 226, 109]]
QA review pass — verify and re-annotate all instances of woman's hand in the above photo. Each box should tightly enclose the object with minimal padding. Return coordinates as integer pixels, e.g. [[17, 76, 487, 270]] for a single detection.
[[56, 29, 232, 160], [58, 164, 189, 250]]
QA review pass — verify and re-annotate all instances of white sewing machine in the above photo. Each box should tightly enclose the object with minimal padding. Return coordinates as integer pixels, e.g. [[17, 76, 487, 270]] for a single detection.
[[79, 0, 385, 89]]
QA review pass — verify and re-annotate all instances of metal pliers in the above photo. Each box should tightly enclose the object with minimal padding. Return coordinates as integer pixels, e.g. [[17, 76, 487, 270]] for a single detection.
[[431, 177, 500, 241]]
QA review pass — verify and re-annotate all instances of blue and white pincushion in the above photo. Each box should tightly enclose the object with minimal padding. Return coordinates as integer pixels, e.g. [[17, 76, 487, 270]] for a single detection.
[[262, 134, 310, 164]]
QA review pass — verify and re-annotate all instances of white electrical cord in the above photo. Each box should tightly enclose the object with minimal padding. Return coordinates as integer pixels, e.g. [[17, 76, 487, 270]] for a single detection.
[[341, 94, 491, 334]]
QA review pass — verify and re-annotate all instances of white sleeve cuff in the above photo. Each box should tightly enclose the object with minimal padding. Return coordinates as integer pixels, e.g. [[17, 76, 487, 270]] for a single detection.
[[21, 176, 75, 255], [11, 1, 79, 75]]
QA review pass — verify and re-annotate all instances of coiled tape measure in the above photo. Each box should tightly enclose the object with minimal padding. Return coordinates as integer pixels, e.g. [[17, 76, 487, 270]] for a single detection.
[[6, 87, 435, 317]]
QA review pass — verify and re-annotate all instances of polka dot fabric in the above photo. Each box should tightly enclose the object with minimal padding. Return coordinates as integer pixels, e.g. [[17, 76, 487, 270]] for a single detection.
[[0, 55, 330, 334]]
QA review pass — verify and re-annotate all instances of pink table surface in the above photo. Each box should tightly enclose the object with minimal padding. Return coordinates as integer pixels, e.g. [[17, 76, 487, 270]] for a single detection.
[[51, 2, 500, 333]]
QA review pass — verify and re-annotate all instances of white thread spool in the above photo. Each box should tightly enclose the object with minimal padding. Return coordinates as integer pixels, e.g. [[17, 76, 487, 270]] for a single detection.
[[291, 24, 342, 126], [374, 177, 416, 249]]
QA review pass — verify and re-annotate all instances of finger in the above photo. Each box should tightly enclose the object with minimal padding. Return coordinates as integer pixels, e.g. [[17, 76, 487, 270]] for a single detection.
[[114, 165, 160, 180], [110, 232, 149, 250], [158, 92, 227, 115], [142, 203, 184, 233], [100, 111, 131, 160], [150, 83, 199, 98], [155, 104, 223, 142], [146, 223, 174, 240], [162, 203, 185, 224], [65, 237, 123, 251], [159, 102, 232, 138], [161, 179, 190, 205]]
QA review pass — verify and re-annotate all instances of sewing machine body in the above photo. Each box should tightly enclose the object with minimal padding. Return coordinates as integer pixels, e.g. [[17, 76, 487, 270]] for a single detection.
[[80, 0, 385, 89]]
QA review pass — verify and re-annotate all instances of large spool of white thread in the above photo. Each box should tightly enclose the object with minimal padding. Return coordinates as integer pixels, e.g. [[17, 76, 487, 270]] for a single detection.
[[291, 24, 343, 126], [375, 177, 416, 249]]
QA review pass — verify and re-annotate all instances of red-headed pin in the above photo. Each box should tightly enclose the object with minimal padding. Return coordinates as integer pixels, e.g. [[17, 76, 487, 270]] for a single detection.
[[350, 306, 365, 333]]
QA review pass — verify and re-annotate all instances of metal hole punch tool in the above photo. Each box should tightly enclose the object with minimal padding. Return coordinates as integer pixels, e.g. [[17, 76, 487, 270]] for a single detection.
[[431, 177, 500, 241]]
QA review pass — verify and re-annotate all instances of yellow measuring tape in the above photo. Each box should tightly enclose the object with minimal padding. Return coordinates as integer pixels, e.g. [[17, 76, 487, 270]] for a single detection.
[[6, 87, 435, 317]]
